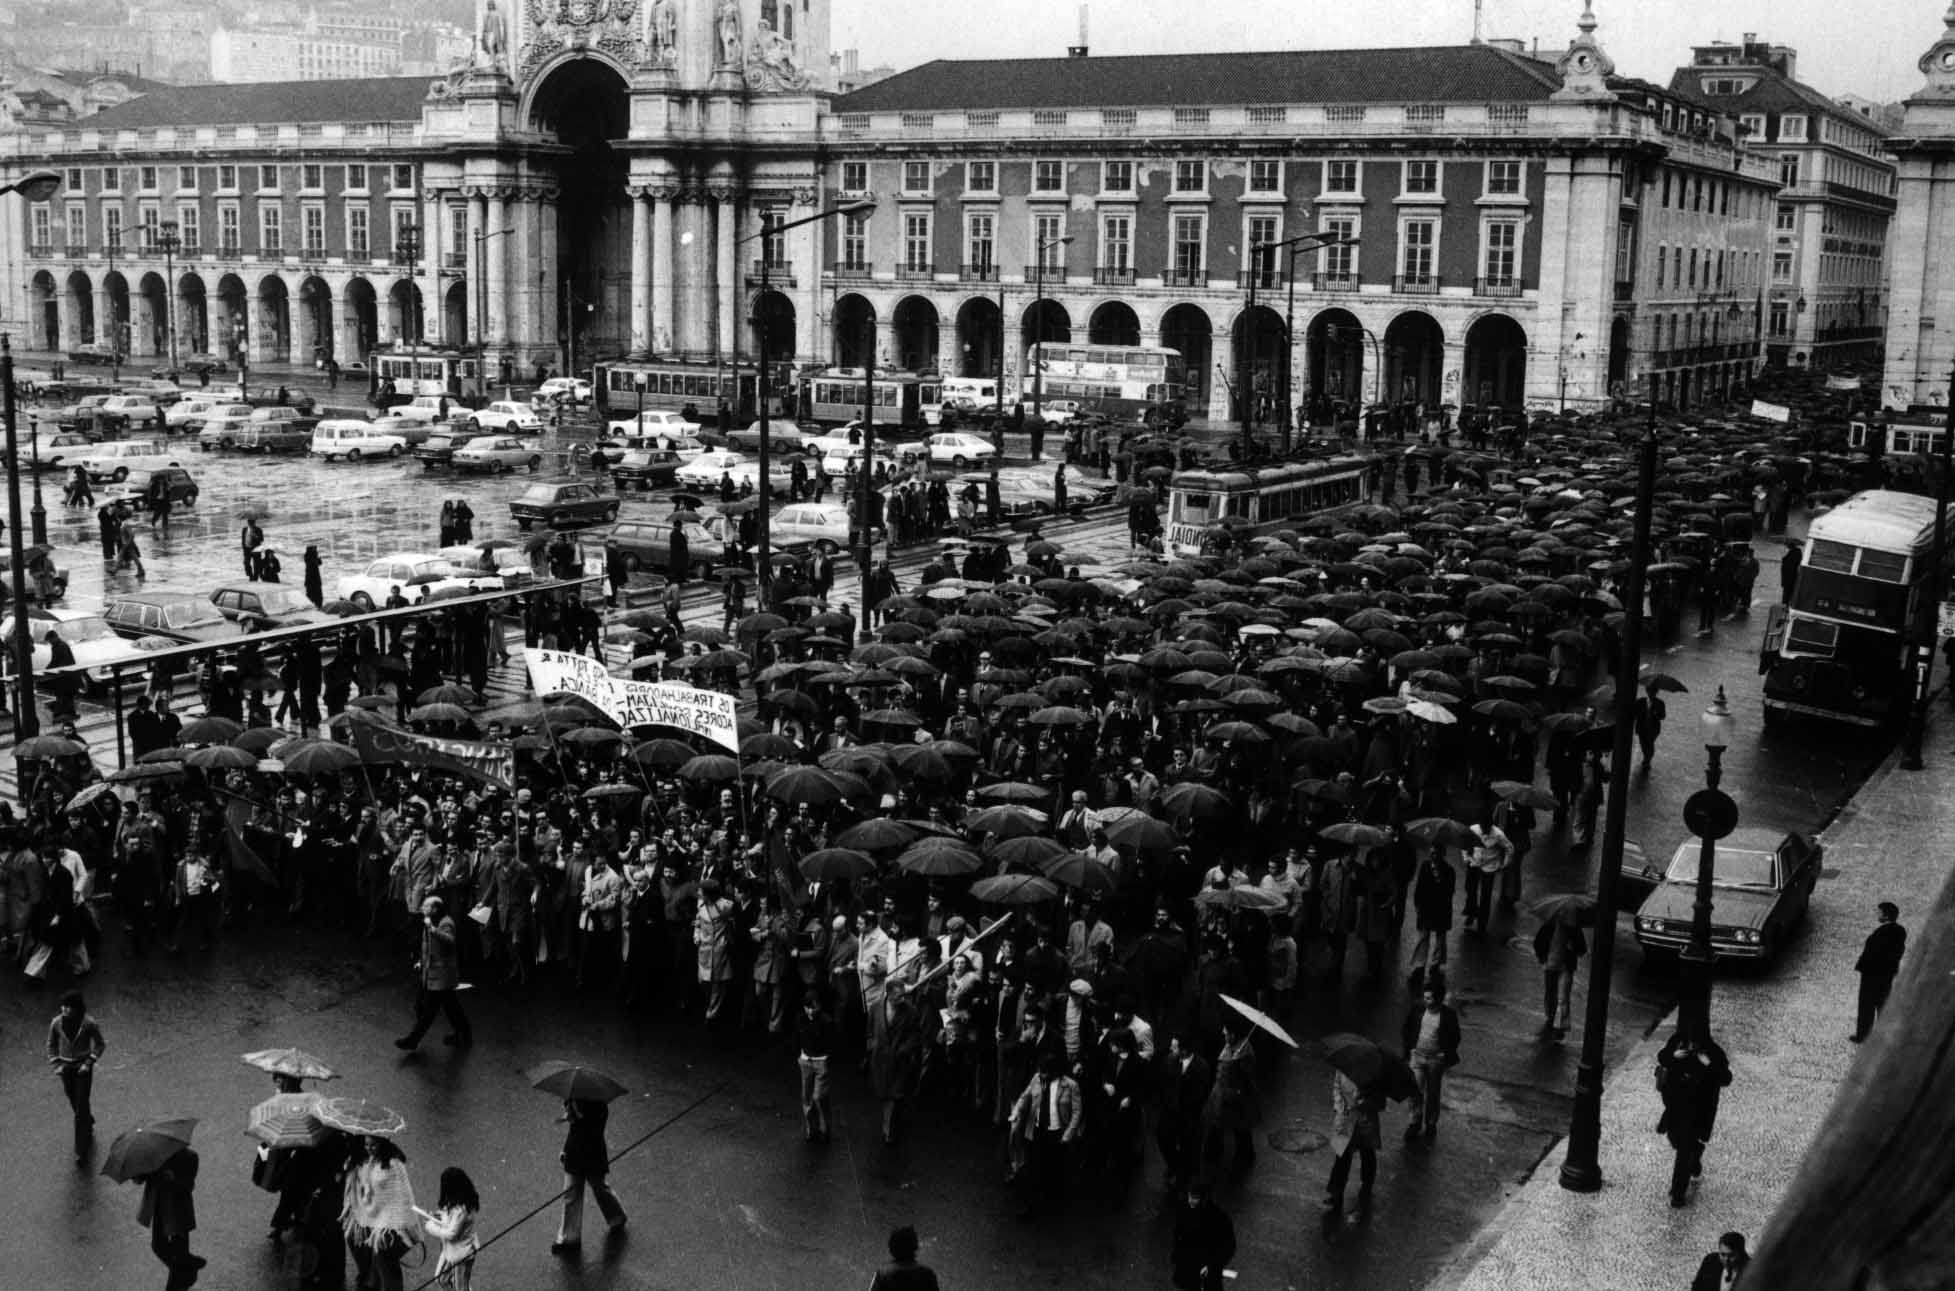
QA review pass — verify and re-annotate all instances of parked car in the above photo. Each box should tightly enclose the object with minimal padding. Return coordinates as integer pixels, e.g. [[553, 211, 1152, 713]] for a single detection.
[[245, 389, 319, 416], [1032, 399, 1084, 424], [610, 448, 685, 491], [98, 393, 164, 425], [102, 591, 249, 645], [165, 397, 232, 431], [76, 439, 180, 482], [2, 608, 148, 684], [673, 449, 792, 492], [1632, 828, 1821, 965], [926, 432, 1000, 470], [602, 426, 709, 459], [105, 466, 200, 512], [532, 376, 592, 408], [986, 464, 1110, 514], [605, 409, 694, 440], [583, 515, 732, 580], [508, 480, 620, 532], [50, 393, 124, 433], [311, 420, 409, 462], [436, 544, 537, 587], [196, 406, 261, 450], [65, 343, 117, 367], [334, 552, 495, 611], [415, 430, 480, 470], [21, 431, 95, 473], [233, 417, 315, 454], [771, 501, 879, 554], [461, 401, 544, 435], [377, 396, 453, 441], [451, 435, 544, 474], [208, 580, 333, 629]]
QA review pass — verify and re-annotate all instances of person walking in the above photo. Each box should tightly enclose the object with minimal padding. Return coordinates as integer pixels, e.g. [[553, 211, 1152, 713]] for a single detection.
[[413, 1167, 482, 1291], [1535, 914, 1588, 1039], [1201, 1016, 1260, 1171], [1408, 847, 1455, 976], [394, 896, 472, 1051], [118, 510, 147, 579], [1323, 1069, 1385, 1223], [1655, 1031, 1733, 1207], [1692, 1231, 1750, 1290], [341, 1136, 419, 1291], [1634, 681, 1667, 767], [868, 1225, 940, 1291], [869, 977, 924, 1146], [795, 991, 835, 1142], [551, 1098, 627, 1253], [1170, 1182, 1236, 1291], [1851, 901, 1906, 1042], [1400, 978, 1461, 1141], [241, 517, 264, 579], [1155, 1031, 1210, 1195], [1461, 817, 1511, 933], [48, 988, 106, 1161], [1010, 1049, 1083, 1215], [137, 1144, 204, 1291]]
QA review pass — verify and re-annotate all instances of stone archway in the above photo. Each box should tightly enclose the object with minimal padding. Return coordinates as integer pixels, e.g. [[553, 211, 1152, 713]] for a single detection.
[[388, 278, 424, 345], [1383, 310, 1444, 407], [832, 293, 876, 368], [1608, 315, 1631, 395], [177, 272, 208, 355], [1463, 313, 1528, 409], [955, 295, 1002, 380], [1022, 299, 1072, 355], [257, 275, 292, 362], [103, 271, 131, 358], [299, 275, 334, 364], [443, 280, 469, 348], [1159, 303, 1213, 415], [1088, 300, 1139, 346], [1305, 307, 1365, 407], [63, 270, 94, 348], [32, 270, 59, 351], [1230, 303, 1287, 424], [528, 56, 631, 360], [217, 273, 248, 362], [892, 295, 940, 373], [345, 277, 379, 360], [136, 272, 167, 358], [751, 289, 795, 368]]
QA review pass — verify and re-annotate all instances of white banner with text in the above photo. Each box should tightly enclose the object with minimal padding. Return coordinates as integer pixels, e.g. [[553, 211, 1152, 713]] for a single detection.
[[525, 649, 739, 752]]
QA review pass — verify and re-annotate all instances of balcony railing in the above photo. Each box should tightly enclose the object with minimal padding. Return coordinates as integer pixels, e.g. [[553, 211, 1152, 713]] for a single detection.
[[1313, 271, 1361, 291], [1474, 276, 1523, 297], [28, 242, 52, 257], [895, 263, 935, 280], [64, 243, 88, 257], [1094, 266, 1135, 286], [1162, 268, 1207, 288], [1614, 280, 1635, 301], [831, 261, 873, 279], [746, 260, 796, 287], [1393, 273, 1440, 294], [959, 262, 999, 282], [1237, 271, 1285, 289], [443, 252, 467, 269]]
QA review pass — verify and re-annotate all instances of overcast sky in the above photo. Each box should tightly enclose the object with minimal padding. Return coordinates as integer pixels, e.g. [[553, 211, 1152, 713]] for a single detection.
[[832, 0, 1941, 103]]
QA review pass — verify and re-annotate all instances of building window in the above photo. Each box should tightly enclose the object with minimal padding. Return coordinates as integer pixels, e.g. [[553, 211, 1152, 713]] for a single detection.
[[1773, 251, 1794, 282], [1769, 300, 1790, 336], [1657, 245, 1668, 286], [840, 211, 868, 270], [139, 165, 158, 192], [391, 206, 416, 255], [901, 161, 932, 195], [347, 163, 368, 191], [1319, 215, 1358, 283], [1616, 219, 1635, 282], [101, 167, 121, 193], [965, 212, 994, 275], [1780, 155, 1800, 188], [1776, 203, 1796, 232], [759, 208, 786, 267], [966, 161, 996, 193], [1246, 213, 1280, 286], [1485, 160, 1522, 195], [138, 205, 160, 244], [1248, 159, 1281, 194], [259, 165, 279, 192], [902, 212, 931, 272], [1171, 213, 1205, 279], [64, 167, 83, 191], [1688, 247, 1698, 287], [219, 204, 240, 252], [391, 164, 414, 191], [174, 166, 195, 193], [1482, 219, 1519, 285], [1779, 115, 1807, 142], [1173, 160, 1206, 193], [29, 205, 50, 250], [217, 164, 238, 191], [1033, 159, 1064, 193], [65, 205, 84, 249], [302, 164, 324, 190], [1101, 214, 1131, 273], [348, 206, 369, 257], [1403, 160, 1439, 194], [260, 205, 282, 253], [302, 204, 325, 254], [1102, 160, 1134, 193], [1399, 217, 1436, 285], [102, 205, 123, 250], [1033, 213, 1066, 270], [1325, 159, 1359, 194], [840, 160, 867, 192]]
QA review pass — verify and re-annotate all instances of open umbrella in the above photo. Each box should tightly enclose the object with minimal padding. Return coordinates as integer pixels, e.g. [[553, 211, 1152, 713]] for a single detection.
[[1532, 893, 1599, 926], [963, 805, 1046, 839], [185, 744, 259, 771], [246, 1093, 330, 1149], [12, 734, 86, 760], [678, 754, 740, 783], [834, 818, 916, 852], [527, 1060, 630, 1103], [417, 683, 477, 707], [1040, 852, 1117, 892], [1160, 782, 1232, 819], [799, 847, 877, 882], [242, 1048, 339, 1082], [1491, 780, 1559, 811], [281, 741, 362, 777], [1401, 817, 1476, 849], [896, 838, 983, 876], [1220, 993, 1299, 1048], [987, 835, 1068, 868], [1320, 821, 1393, 849], [1640, 671, 1689, 694], [177, 716, 245, 746], [765, 765, 846, 805], [314, 1098, 406, 1137], [1107, 814, 1181, 853], [974, 781, 1051, 804], [971, 872, 1061, 905], [65, 782, 119, 813], [1194, 885, 1287, 913], [102, 1116, 199, 1183], [1319, 1034, 1416, 1100]]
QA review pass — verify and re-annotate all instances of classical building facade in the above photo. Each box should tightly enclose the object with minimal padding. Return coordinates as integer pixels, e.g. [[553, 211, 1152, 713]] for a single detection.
[[1671, 35, 1895, 372], [0, 3, 1779, 415], [1882, 8, 1955, 410]]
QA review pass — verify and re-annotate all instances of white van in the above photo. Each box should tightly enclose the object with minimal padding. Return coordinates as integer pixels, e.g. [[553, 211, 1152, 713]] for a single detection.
[[931, 377, 1007, 425], [76, 439, 179, 482], [311, 419, 408, 462]]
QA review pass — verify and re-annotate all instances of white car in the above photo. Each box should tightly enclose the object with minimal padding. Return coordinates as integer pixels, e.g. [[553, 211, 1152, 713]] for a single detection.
[[194, 405, 260, 448], [333, 552, 495, 611], [1031, 399, 1084, 424], [166, 397, 229, 430], [818, 440, 912, 477], [3, 609, 147, 684], [76, 439, 179, 482], [311, 420, 409, 462], [926, 432, 1001, 470], [451, 435, 544, 474], [464, 400, 544, 434], [673, 449, 792, 491], [532, 377, 592, 408], [992, 464, 1108, 512], [772, 501, 877, 553], [605, 409, 693, 439]]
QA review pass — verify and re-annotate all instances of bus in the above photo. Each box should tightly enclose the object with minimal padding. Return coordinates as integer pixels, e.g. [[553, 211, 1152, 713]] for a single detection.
[[1164, 454, 1370, 557], [1760, 488, 1944, 728], [1027, 342, 1185, 418], [795, 368, 940, 429], [370, 348, 484, 399], [1847, 415, 1948, 457], [592, 359, 792, 420]]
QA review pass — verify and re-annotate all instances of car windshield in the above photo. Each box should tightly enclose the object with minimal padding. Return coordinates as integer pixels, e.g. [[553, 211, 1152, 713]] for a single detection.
[[254, 587, 311, 615], [165, 601, 224, 627], [518, 485, 559, 502], [62, 616, 118, 642], [1666, 847, 1778, 890]]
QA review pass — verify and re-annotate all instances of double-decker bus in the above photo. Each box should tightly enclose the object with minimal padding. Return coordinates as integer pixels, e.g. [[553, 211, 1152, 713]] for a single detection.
[[1026, 342, 1185, 418], [1760, 488, 1943, 728], [370, 348, 483, 398], [1164, 454, 1369, 557], [794, 368, 940, 429], [592, 360, 792, 419]]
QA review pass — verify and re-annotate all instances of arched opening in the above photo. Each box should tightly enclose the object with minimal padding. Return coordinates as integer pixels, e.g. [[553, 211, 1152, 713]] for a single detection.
[[1022, 299, 1073, 360], [955, 295, 1001, 380], [345, 277, 379, 361], [63, 270, 94, 348], [32, 270, 59, 352], [136, 272, 167, 358], [1087, 300, 1138, 346], [1463, 314, 1527, 410], [177, 272, 208, 356], [1230, 303, 1287, 423], [388, 279, 424, 346], [892, 295, 940, 373], [1159, 303, 1213, 415], [751, 289, 795, 387], [217, 273, 248, 364], [529, 57, 630, 361], [1383, 310, 1444, 407], [299, 276, 334, 364], [257, 275, 292, 363], [1306, 307, 1365, 408], [832, 293, 876, 368], [442, 281, 469, 349], [104, 271, 131, 359], [1607, 315, 1631, 395]]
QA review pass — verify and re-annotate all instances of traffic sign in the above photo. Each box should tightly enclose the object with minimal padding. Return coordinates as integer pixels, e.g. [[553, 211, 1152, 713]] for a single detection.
[[1938, 600, 1955, 640], [1683, 788, 1739, 841]]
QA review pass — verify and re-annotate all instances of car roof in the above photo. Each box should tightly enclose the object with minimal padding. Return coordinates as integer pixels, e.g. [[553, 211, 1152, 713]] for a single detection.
[[110, 591, 205, 606]]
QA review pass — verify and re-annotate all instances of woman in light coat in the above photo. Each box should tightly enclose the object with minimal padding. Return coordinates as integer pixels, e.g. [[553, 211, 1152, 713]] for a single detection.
[[414, 1167, 481, 1291], [341, 1136, 421, 1291], [693, 877, 736, 1021]]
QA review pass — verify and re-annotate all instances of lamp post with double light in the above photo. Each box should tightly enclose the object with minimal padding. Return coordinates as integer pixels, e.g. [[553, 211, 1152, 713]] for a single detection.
[[1029, 233, 1073, 419], [1678, 686, 1737, 1045], [0, 169, 65, 736], [1270, 232, 1358, 450], [153, 218, 181, 377], [393, 222, 422, 394]]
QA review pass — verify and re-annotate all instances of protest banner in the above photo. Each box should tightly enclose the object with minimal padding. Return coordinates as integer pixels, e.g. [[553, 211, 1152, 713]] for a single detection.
[[350, 722, 516, 790], [524, 648, 739, 752]]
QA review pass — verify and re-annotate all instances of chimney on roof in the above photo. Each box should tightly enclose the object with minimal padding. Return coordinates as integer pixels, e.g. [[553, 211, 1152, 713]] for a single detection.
[[1068, 4, 1088, 57], [1488, 37, 1524, 55]]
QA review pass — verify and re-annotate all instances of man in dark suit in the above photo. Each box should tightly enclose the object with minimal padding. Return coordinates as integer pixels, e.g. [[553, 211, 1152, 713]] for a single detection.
[[1691, 1231, 1749, 1290], [1156, 1031, 1212, 1193], [1851, 901, 1906, 1042]]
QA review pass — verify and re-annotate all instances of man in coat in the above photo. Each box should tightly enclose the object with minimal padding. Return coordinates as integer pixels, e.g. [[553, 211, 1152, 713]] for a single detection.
[[1691, 1231, 1750, 1291], [552, 1097, 627, 1251], [1155, 1031, 1211, 1193], [1408, 849, 1456, 976], [1170, 1182, 1236, 1291], [394, 896, 472, 1051], [1655, 1031, 1733, 1206], [1323, 1070, 1386, 1220], [1400, 979, 1462, 1141], [1011, 1050, 1083, 1214], [1851, 901, 1906, 1042], [1536, 915, 1588, 1037], [137, 1145, 203, 1291]]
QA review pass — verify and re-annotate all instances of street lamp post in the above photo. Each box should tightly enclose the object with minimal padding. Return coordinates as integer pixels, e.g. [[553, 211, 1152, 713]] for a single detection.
[[856, 318, 877, 642], [1273, 233, 1358, 451], [1679, 687, 1737, 1044], [0, 169, 64, 736], [28, 409, 46, 545], [1030, 233, 1073, 419], [393, 222, 422, 394], [739, 199, 876, 600], [1900, 357, 1955, 771], [474, 225, 514, 397], [106, 232, 122, 385], [154, 219, 181, 378]]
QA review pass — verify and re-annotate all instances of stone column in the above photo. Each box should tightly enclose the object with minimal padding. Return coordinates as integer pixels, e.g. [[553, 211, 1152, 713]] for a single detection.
[[677, 186, 710, 358], [487, 189, 511, 348], [628, 186, 652, 358], [789, 186, 819, 364], [651, 186, 676, 355], [539, 191, 561, 370], [466, 189, 488, 348], [713, 184, 738, 363], [422, 191, 443, 346]]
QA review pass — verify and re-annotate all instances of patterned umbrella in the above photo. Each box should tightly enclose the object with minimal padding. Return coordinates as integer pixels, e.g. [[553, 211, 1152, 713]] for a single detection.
[[246, 1093, 330, 1149], [314, 1097, 406, 1137], [241, 1048, 339, 1081]]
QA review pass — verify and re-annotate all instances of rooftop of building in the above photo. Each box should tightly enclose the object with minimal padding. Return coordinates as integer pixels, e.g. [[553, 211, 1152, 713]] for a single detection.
[[81, 73, 430, 127], [831, 42, 1565, 113], [1670, 50, 1889, 136]]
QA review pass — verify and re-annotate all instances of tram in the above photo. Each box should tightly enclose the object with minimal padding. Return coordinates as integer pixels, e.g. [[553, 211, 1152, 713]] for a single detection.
[[794, 368, 940, 429], [591, 359, 792, 420], [1164, 454, 1370, 557], [369, 348, 483, 398], [1026, 342, 1185, 419]]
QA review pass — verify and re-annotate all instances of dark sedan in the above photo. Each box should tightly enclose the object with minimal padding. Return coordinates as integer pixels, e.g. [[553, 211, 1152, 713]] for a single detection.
[[1631, 827, 1821, 965], [103, 592, 250, 645], [508, 480, 620, 532], [610, 448, 684, 491]]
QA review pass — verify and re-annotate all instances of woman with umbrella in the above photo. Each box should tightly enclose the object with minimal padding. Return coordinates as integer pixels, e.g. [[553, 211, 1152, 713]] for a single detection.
[[131, 1128, 203, 1290], [551, 1092, 628, 1252], [341, 1133, 420, 1290], [1200, 1014, 1261, 1172]]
